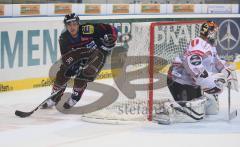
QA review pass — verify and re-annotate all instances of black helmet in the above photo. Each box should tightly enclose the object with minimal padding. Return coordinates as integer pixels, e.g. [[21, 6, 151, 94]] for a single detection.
[[63, 13, 80, 25], [200, 21, 218, 45]]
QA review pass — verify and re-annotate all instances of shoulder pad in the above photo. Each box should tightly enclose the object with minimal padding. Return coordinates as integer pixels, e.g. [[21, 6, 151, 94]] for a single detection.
[[188, 37, 212, 55]]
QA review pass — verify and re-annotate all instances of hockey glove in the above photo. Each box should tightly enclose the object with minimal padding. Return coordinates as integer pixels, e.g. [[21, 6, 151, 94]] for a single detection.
[[100, 34, 116, 50]]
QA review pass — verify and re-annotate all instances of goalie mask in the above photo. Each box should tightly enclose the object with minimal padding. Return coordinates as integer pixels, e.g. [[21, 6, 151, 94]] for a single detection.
[[200, 21, 219, 46]]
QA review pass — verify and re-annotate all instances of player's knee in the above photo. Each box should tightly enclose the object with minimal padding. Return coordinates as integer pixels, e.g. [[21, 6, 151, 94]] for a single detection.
[[55, 69, 70, 86]]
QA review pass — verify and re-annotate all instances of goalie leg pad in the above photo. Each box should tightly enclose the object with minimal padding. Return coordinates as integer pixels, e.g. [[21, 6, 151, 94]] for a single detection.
[[154, 97, 206, 124], [204, 93, 219, 115]]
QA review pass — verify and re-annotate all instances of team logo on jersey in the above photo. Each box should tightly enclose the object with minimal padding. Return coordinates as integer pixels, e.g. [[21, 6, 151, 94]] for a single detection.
[[190, 55, 201, 65], [82, 25, 94, 34], [218, 19, 240, 51]]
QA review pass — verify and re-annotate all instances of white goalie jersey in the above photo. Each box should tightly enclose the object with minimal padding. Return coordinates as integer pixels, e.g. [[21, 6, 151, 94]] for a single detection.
[[170, 37, 228, 93]]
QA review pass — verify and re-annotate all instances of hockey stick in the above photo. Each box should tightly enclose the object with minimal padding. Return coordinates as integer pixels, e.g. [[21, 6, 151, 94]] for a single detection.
[[227, 82, 238, 121], [15, 89, 64, 118], [15, 49, 101, 118]]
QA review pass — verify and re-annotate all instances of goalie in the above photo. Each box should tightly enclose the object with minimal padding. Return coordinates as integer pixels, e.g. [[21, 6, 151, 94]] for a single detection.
[[41, 13, 117, 109], [155, 21, 236, 124]]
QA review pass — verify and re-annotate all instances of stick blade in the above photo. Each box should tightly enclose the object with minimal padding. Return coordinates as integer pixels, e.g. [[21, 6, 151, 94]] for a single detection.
[[15, 110, 33, 118]]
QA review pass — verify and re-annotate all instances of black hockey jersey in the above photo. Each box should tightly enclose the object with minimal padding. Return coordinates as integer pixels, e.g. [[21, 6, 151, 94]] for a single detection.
[[59, 23, 117, 56]]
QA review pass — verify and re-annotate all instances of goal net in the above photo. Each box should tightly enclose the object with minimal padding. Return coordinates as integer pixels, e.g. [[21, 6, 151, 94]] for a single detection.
[[81, 20, 205, 124]]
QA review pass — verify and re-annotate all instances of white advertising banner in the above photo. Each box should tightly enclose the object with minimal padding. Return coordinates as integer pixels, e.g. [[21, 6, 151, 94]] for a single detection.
[[106, 4, 135, 15], [4, 4, 240, 17], [12, 4, 48, 16], [0, 19, 63, 81], [166, 4, 201, 14], [207, 4, 232, 14], [0, 4, 12, 16]]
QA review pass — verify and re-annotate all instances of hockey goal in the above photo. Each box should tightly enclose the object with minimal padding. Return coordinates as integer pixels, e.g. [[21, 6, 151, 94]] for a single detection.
[[81, 20, 206, 124]]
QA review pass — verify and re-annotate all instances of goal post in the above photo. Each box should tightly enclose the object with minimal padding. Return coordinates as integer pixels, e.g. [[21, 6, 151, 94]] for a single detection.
[[82, 20, 206, 124]]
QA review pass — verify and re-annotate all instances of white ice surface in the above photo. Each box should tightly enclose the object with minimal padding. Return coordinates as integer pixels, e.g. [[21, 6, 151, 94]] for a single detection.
[[0, 78, 240, 147]]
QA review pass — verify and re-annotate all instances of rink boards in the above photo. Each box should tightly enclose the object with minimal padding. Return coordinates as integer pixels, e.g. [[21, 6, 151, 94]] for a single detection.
[[1, 14, 240, 92]]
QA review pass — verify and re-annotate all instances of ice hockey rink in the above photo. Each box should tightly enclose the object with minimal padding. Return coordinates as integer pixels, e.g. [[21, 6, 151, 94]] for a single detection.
[[0, 76, 240, 147], [0, 4, 240, 147]]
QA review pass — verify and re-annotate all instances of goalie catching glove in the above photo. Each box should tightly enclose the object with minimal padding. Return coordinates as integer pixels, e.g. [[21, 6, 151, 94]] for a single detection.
[[196, 71, 227, 94]]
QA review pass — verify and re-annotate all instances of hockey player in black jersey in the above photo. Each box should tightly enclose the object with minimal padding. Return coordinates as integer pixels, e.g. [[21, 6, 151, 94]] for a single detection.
[[41, 13, 117, 109]]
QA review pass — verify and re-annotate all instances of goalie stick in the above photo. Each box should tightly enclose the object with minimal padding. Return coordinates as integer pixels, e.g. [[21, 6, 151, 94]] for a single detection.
[[227, 82, 238, 121], [15, 88, 64, 118]]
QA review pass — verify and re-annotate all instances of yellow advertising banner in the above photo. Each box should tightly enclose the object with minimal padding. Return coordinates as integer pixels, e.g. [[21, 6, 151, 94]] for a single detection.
[[55, 3, 72, 14], [20, 4, 40, 15], [0, 5, 4, 16], [173, 4, 195, 13], [141, 4, 160, 13], [85, 4, 101, 14], [112, 4, 129, 14]]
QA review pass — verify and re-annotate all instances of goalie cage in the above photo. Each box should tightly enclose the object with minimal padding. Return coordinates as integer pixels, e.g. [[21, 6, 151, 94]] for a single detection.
[[81, 20, 206, 124]]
